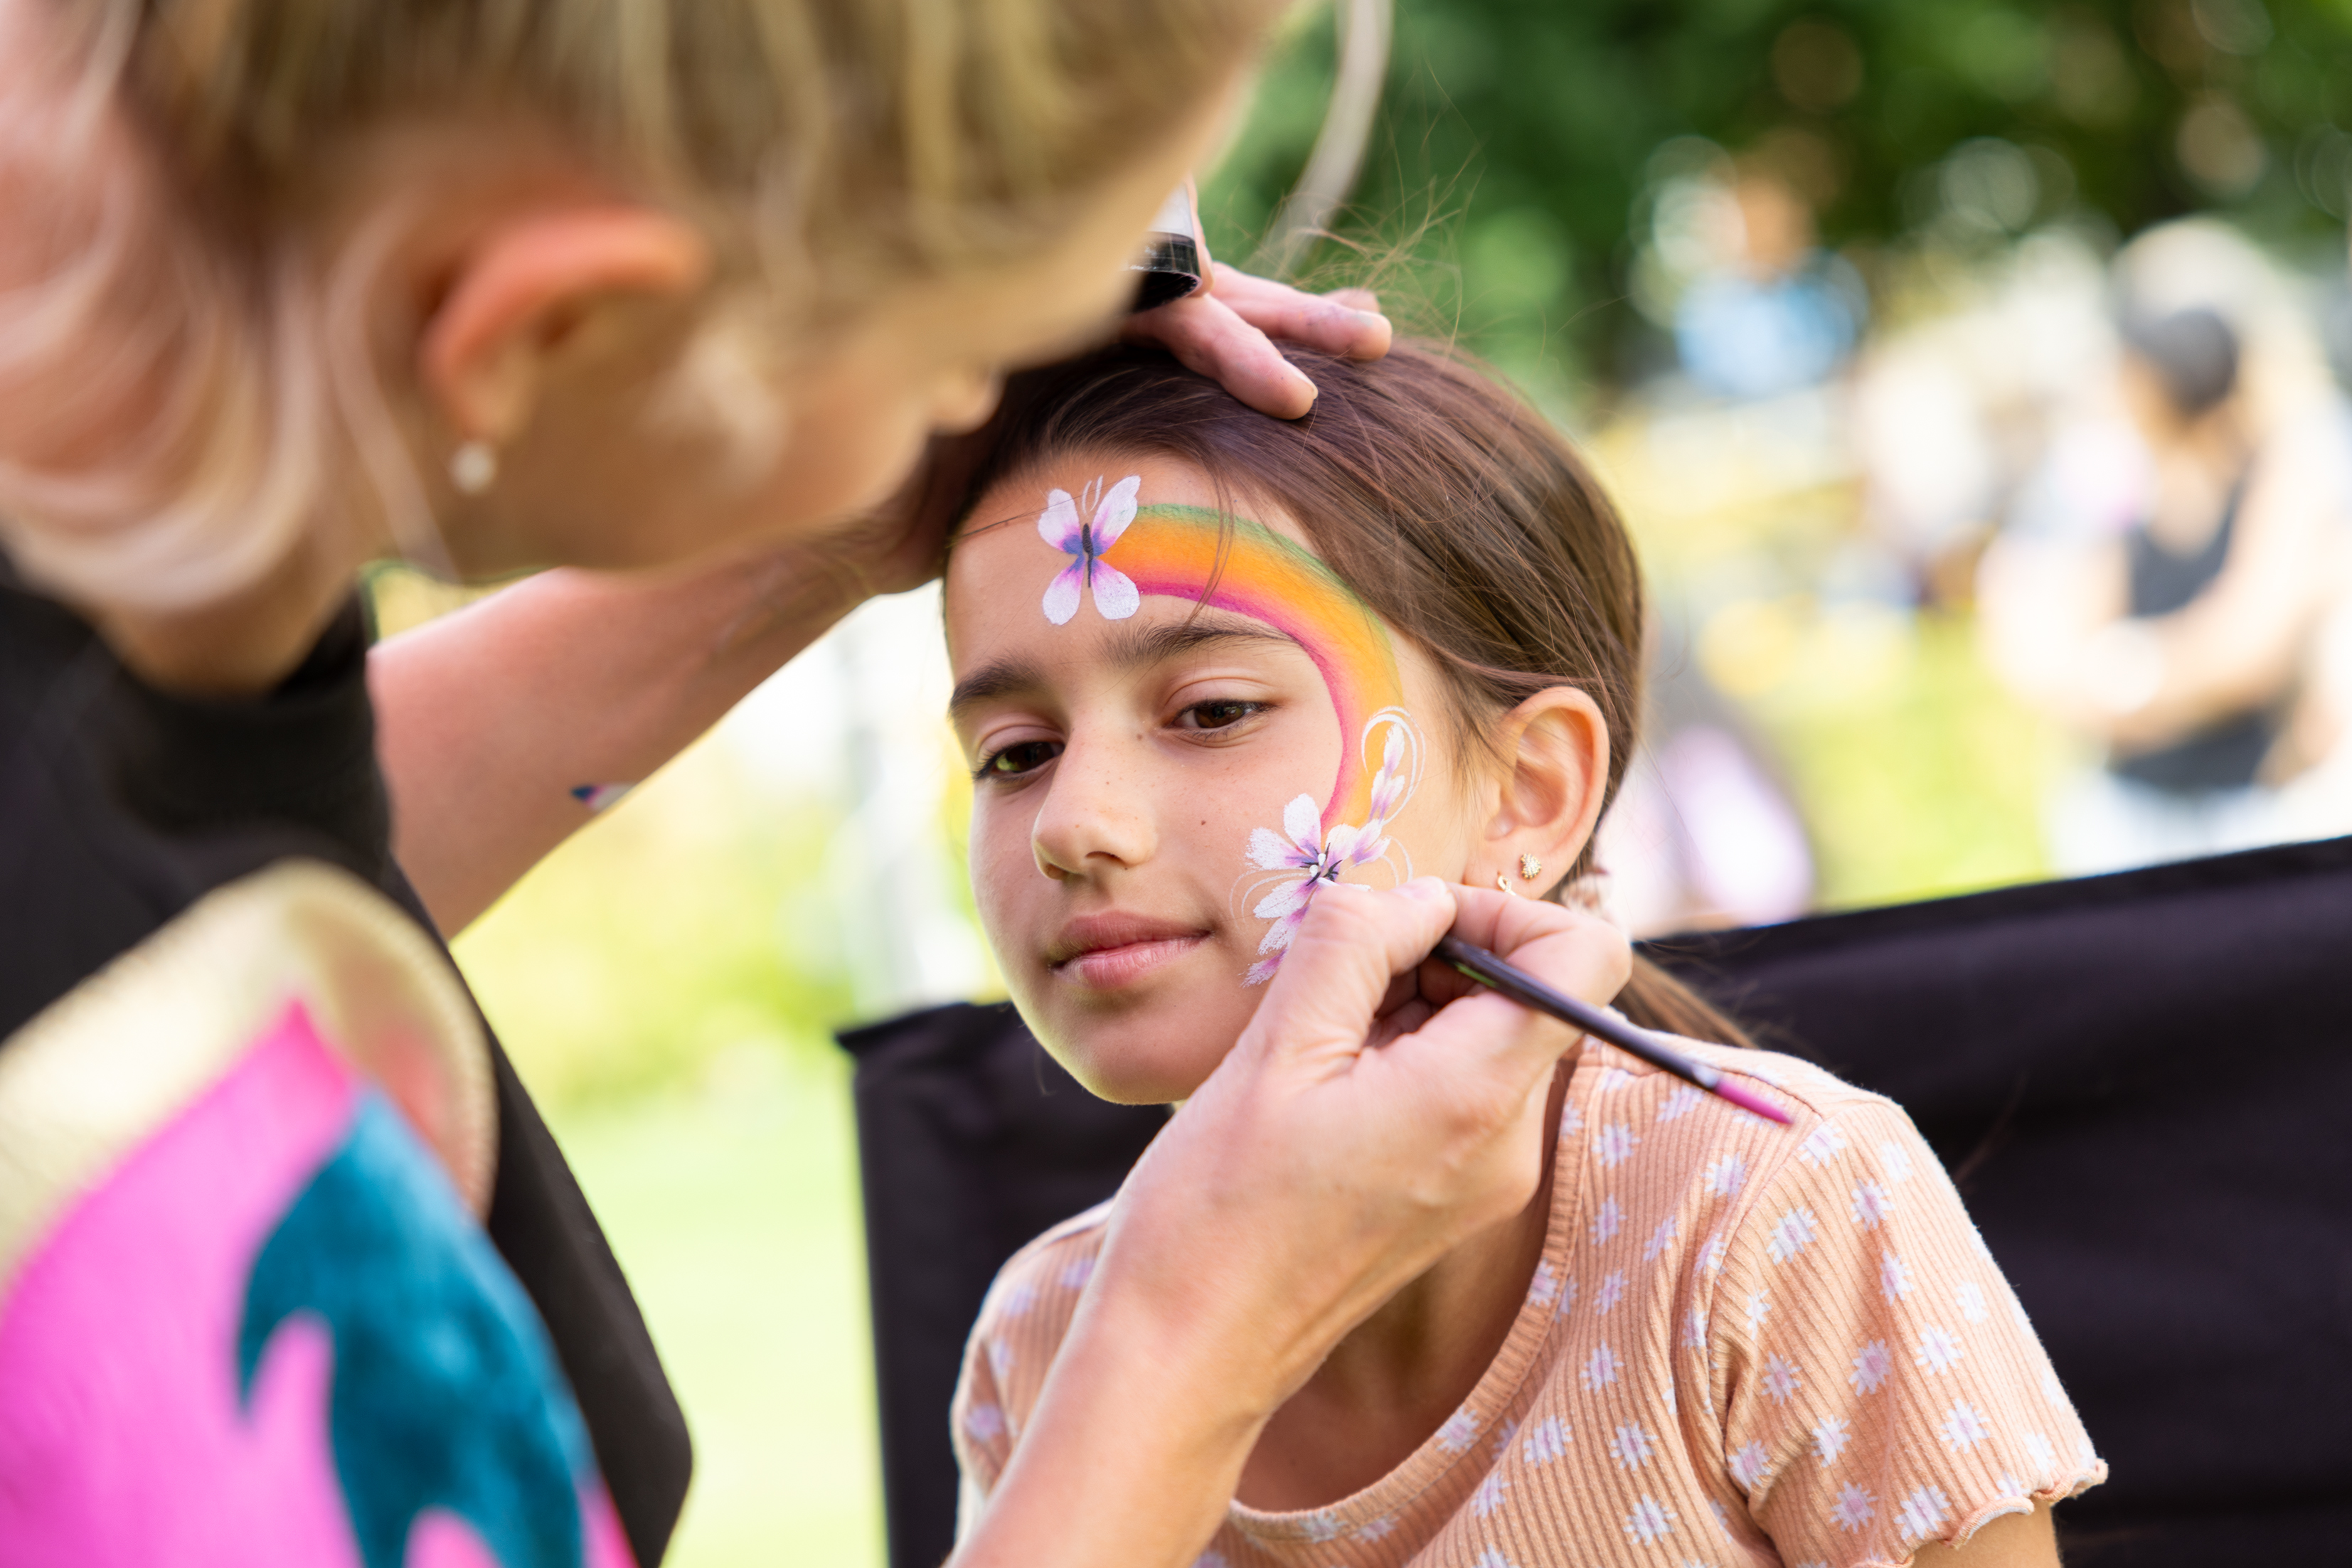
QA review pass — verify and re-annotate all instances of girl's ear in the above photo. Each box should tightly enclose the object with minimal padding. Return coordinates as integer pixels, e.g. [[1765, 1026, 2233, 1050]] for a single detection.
[[417, 206, 711, 447], [1478, 686, 1611, 890]]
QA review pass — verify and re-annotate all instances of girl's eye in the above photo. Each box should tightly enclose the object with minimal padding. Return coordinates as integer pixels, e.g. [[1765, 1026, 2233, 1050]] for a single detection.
[[978, 740, 1063, 778], [1176, 699, 1265, 732]]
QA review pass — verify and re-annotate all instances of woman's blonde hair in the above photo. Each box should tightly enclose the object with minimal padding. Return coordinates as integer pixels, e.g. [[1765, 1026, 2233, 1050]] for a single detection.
[[0, 0, 1271, 610]]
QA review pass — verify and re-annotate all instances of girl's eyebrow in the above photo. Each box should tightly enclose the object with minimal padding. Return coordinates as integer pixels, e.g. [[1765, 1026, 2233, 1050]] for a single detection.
[[947, 614, 1297, 720]]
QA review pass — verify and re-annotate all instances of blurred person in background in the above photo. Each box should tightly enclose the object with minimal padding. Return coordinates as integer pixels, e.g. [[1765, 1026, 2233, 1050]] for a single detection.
[[1670, 148, 1866, 405], [1982, 294, 2348, 872], [0, 4, 1634, 1565]]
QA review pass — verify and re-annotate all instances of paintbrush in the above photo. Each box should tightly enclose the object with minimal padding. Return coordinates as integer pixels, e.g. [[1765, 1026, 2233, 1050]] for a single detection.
[[1434, 935, 1793, 1126]]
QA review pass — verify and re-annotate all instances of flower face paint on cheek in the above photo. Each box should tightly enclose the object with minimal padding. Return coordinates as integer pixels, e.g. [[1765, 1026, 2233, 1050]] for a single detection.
[[1044, 498, 1425, 983]]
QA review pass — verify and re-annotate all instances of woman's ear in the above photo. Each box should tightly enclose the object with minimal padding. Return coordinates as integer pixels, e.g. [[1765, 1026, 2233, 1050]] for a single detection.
[[1479, 686, 1612, 889], [417, 206, 711, 446]]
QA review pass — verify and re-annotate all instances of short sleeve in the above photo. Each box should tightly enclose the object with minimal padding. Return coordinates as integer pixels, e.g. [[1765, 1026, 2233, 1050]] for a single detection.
[[1706, 1096, 2103, 1563]]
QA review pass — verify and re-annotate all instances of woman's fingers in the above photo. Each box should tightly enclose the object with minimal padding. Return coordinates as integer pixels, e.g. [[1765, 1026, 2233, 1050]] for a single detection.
[[1121, 290, 1319, 418], [1208, 267, 1393, 362], [1119, 267, 1394, 419], [1234, 879, 1457, 1072]]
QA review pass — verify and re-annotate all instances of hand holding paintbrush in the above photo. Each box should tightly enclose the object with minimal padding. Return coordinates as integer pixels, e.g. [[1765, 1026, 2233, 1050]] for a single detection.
[[1435, 934, 1792, 1126]]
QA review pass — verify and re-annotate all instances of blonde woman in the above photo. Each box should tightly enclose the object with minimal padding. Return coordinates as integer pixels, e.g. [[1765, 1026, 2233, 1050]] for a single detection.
[[0, 4, 1630, 1565]]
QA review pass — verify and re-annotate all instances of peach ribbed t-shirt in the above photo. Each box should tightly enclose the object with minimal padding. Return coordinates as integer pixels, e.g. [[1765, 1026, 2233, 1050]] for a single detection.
[[952, 1038, 2106, 1567]]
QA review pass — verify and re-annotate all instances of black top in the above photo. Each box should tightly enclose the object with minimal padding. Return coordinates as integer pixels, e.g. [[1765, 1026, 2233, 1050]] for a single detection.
[[2110, 481, 2276, 795], [0, 565, 691, 1567]]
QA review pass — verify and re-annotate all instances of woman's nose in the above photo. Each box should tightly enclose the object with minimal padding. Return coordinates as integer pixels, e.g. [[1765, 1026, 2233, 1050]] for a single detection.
[[1031, 745, 1156, 880]]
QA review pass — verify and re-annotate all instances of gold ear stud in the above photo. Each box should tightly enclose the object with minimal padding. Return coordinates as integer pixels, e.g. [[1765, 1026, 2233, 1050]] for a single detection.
[[1518, 853, 1543, 882], [1496, 871, 1517, 895]]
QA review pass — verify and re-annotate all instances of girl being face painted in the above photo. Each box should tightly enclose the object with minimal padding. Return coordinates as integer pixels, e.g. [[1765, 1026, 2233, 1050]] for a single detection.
[[946, 453, 1489, 1104]]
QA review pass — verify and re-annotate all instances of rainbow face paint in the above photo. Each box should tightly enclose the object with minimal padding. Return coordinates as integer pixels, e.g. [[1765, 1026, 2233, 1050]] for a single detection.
[[1038, 488, 1426, 982]]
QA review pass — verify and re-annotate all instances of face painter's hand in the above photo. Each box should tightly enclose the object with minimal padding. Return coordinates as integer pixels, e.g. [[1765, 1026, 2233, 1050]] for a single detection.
[[1085, 875, 1629, 1419], [1122, 264, 1392, 420]]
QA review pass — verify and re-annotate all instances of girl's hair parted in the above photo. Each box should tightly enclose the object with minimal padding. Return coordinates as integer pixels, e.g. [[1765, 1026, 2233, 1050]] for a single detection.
[[0, 0, 1275, 609], [962, 340, 1756, 1047]]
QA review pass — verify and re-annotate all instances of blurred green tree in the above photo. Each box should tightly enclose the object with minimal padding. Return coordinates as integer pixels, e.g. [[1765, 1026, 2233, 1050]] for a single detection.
[[1205, 0, 2352, 399]]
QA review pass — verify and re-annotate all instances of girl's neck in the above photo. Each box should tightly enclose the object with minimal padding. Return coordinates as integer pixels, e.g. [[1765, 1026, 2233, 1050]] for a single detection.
[[1234, 1061, 1572, 1513]]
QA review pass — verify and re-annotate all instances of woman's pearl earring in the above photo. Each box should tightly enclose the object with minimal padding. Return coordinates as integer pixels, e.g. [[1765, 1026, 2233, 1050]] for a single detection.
[[449, 439, 499, 496]]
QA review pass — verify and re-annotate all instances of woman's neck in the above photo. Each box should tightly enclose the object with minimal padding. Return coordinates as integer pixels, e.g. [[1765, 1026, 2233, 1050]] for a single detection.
[[74, 526, 365, 696], [1234, 1062, 1571, 1513]]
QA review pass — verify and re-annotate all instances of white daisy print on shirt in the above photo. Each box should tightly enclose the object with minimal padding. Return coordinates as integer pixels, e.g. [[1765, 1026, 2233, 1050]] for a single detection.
[[1850, 1339, 1893, 1394], [1767, 1205, 1820, 1264], [1897, 1484, 1953, 1540], [1558, 1100, 1584, 1138], [1609, 1423, 1657, 1469], [1880, 1249, 1913, 1302], [1940, 1400, 1994, 1451], [1644, 1215, 1681, 1261], [1471, 1474, 1510, 1518], [1745, 1290, 1772, 1335], [1659, 1084, 1703, 1121], [1703, 1153, 1748, 1198], [1878, 1139, 1915, 1182], [2023, 1431, 2056, 1469], [1685, 1308, 1708, 1349], [1437, 1408, 1481, 1452], [1729, 1439, 1771, 1489], [1596, 1270, 1627, 1315], [1595, 1122, 1642, 1168], [1699, 1227, 1729, 1274], [1623, 1497, 1676, 1545], [1762, 1353, 1803, 1404], [1583, 1343, 1620, 1390], [1799, 1122, 1849, 1167], [1302, 1511, 1343, 1542], [1813, 1414, 1851, 1466], [1059, 1256, 1095, 1291], [1592, 1195, 1624, 1244], [1470, 1547, 1517, 1568], [1357, 1516, 1398, 1542], [964, 1403, 1006, 1441], [986, 1338, 1016, 1380], [1957, 1282, 1989, 1323], [1710, 1498, 1735, 1535], [1829, 1483, 1876, 1532], [1850, 1180, 1893, 1230], [1523, 1416, 1572, 1463], [1527, 1261, 1560, 1308], [1915, 1325, 1965, 1375]]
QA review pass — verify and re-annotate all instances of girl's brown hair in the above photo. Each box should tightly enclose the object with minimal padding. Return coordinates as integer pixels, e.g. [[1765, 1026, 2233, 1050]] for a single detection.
[[963, 340, 1752, 1046]]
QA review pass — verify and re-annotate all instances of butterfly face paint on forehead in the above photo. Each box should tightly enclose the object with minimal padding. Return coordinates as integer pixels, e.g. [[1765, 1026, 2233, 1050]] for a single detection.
[[1032, 482, 1425, 983]]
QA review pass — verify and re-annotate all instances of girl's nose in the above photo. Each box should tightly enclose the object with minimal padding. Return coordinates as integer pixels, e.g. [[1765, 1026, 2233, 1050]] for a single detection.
[[1031, 745, 1156, 880]]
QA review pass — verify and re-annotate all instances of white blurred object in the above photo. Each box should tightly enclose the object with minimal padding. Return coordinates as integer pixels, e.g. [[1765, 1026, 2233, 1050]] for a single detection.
[[1600, 726, 1814, 938], [723, 584, 993, 1019]]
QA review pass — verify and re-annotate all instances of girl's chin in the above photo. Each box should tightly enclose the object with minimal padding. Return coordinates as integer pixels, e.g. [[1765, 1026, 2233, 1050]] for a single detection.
[[1050, 1033, 1231, 1107]]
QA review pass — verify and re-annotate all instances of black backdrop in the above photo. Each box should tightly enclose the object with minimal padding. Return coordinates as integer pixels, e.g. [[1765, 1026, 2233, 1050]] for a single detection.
[[839, 835, 2352, 1568]]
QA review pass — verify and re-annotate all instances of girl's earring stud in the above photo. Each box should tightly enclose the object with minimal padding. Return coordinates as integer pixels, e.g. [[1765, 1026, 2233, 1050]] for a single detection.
[[449, 439, 499, 496], [1496, 871, 1518, 896], [1518, 853, 1543, 882]]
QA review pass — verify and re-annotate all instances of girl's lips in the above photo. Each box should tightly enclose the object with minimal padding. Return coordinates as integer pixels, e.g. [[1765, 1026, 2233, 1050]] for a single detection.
[[1057, 934, 1208, 991], [1047, 914, 1212, 991]]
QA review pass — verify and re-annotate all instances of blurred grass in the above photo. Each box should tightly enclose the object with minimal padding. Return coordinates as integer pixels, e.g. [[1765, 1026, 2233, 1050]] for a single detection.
[[546, 1070, 882, 1568], [445, 722, 883, 1568]]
